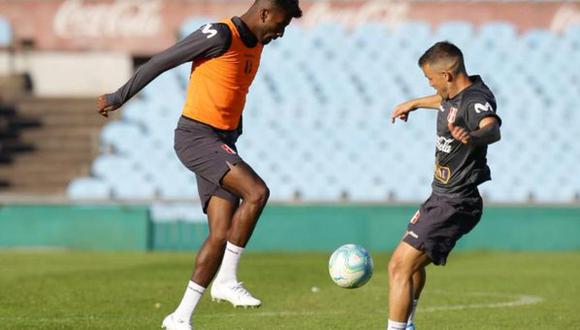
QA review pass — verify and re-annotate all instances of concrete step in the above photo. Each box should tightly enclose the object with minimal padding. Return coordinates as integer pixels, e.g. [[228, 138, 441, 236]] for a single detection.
[[14, 150, 97, 164], [20, 137, 97, 151], [21, 127, 101, 140], [0, 97, 111, 195], [2, 185, 67, 195], [0, 74, 30, 102], [0, 164, 89, 177], [6, 172, 78, 185], [17, 97, 95, 110], [36, 114, 109, 127]]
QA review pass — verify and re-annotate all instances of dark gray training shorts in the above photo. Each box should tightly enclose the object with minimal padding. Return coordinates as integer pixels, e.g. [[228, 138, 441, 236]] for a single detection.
[[403, 190, 483, 265], [174, 116, 242, 213]]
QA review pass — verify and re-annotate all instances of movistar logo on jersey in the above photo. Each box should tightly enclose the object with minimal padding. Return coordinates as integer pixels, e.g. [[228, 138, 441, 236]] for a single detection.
[[474, 102, 494, 114], [436, 136, 454, 153], [202, 24, 217, 39]]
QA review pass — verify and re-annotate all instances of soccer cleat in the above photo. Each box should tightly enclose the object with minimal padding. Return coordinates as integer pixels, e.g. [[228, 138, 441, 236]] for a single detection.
[[210, 281, 261, 308], [406, 322, 416, 330], [161, 313, 192, 330]]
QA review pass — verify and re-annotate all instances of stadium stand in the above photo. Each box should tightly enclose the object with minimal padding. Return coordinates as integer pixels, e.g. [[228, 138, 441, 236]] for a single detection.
[[0, 98, 109, 194], [68, 21, 580, 203]]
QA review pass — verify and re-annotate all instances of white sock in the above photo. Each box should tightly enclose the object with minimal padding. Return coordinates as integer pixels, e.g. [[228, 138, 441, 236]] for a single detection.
[[173, 281, 205, 322], [407, 299, 419, 325], [215, 241, 244, 284], [387, 320, 407, 330]]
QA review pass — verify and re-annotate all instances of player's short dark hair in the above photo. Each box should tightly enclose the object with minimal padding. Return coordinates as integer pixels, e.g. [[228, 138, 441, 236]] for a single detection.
[[418, 41, 466, 75], [270, 0, 303, 18]]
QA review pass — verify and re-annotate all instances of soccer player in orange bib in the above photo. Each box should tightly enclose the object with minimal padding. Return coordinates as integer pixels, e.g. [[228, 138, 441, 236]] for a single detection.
[[96, 1, 302, 329]]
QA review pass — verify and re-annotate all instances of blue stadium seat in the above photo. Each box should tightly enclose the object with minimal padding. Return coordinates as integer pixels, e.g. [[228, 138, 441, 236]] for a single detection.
[[67, 177, 111, 200], [478, 22, 517, 47], [100, 121, 146, 155], [519, 31, 561, 72], [393, 21, 431, 42], [91, 154, 140, 183], [564, 25, 580, 46], [434, 21, 475, 47], [157, 179, 198, 200], [350, 23, 390, 50], [111, 176, 156, 200], [0, 16, 12, 47], [121, 100, 149, 126]]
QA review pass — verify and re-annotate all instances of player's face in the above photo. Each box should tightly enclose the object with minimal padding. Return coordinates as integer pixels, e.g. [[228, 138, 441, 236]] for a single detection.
[[259, 8, 292, 45], [422, 64, 450, 99]]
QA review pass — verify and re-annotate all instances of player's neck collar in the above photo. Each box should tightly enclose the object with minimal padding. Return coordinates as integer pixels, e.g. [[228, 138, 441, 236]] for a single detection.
[[231, 16, 259, 48], [448, 75, 480, 100]]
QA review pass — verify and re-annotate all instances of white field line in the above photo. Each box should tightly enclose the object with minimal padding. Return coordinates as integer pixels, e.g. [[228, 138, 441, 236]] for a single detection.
[[198, 291, 543, 319], [421, 293, 544, 312]]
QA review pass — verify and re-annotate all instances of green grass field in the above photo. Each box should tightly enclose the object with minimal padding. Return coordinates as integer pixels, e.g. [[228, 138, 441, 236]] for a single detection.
[[1, 251, 579, 329]]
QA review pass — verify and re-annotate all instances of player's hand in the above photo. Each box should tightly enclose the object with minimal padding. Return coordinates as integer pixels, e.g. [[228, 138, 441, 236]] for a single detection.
[[448, 122, 471, 144], [391, 101, 416, 123], [97, 94, 118, 118]]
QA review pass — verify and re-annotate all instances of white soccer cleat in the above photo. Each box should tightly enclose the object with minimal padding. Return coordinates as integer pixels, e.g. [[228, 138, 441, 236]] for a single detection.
[[161, 313, 192, 330], [210, 281, 261, 308]]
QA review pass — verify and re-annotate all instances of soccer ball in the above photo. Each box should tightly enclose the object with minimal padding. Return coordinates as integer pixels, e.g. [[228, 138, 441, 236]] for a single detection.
[[328, 244, 374, 288]]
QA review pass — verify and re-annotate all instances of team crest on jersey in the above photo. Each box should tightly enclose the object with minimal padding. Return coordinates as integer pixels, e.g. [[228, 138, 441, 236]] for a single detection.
[[447, 107, 458, 123], [409, 210, 421, 224], [221, 144, 237, 155], [435, 163, 451, 184]]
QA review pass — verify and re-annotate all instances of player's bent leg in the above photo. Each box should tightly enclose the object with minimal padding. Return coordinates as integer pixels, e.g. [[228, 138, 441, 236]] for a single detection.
[[220, 161, 270, 247], [388, 241, 431, 328], [210, 164, 266, 308], [162, 197, 237, 330], [192, 196, 237, 286]]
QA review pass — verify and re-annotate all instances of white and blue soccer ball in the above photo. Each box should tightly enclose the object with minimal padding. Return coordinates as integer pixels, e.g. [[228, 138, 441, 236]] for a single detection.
[[328, 244, 374, 288]]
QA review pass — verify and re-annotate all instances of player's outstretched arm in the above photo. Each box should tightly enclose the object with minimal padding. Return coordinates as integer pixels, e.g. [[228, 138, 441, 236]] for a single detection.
[[391, 94, 442, 123], [448, 116, 501, 145], [96, 23, 231, 118]]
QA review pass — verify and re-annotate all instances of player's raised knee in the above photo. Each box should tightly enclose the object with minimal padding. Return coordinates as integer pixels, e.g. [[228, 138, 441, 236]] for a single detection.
[[387, 257, 400, 278], [245, 183, 270, 206], [388, 255, 412, 280]]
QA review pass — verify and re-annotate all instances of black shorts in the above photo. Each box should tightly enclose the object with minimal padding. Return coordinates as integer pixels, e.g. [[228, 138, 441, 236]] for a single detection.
[[174, 116, 242, 213], [402, 190, 483, 266]]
